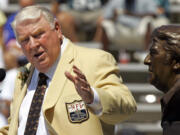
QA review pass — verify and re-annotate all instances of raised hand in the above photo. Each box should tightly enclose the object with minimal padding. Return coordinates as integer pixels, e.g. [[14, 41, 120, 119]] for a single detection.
[[65, 65, 94, 104]]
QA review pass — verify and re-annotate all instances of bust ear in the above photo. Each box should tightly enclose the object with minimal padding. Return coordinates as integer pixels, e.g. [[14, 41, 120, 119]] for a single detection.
[[173, 62, 180, 71]]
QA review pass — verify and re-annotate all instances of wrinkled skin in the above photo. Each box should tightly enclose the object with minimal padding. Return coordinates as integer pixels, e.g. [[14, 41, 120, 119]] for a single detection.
[[16, 16, 62, 73]]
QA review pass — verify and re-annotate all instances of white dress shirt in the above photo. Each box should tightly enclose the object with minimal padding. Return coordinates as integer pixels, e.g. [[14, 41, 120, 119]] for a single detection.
[[0, 113, 7, 128], [18, 37, 102, 135]]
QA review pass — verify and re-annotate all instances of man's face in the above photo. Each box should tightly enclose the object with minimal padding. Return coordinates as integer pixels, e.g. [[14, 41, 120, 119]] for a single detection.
[[144, 38, 174, 92], [16, 16, 62, 73]]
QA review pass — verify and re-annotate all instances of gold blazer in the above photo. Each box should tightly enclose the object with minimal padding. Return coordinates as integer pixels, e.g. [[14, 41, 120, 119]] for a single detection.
[[0, 40, 136, 135]]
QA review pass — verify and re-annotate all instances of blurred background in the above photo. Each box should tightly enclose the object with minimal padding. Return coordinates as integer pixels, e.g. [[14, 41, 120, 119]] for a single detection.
[[0, 0, 179, 134]]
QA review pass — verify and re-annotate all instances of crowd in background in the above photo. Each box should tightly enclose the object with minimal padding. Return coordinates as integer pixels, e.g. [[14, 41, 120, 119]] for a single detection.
[[0, 0, 175, 134]]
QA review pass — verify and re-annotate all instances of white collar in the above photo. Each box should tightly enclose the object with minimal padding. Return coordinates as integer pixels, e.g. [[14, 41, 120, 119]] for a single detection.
[[35, 36, 69, 80]]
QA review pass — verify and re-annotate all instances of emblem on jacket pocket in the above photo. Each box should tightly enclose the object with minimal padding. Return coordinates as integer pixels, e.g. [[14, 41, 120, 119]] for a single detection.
[[66, 100, 89, 123]]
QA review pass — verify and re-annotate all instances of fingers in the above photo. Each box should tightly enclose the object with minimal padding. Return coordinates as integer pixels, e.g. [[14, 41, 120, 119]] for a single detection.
[[72, 65, 87, 81], [65, 65, 89, 88], [65, 71, 75, 83], [76, 76, 90, 89], [65, 65, 93, 104]]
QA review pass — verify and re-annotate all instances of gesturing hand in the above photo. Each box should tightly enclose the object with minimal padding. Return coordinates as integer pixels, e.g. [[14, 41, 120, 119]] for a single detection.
[[65, 65, 94, 104]]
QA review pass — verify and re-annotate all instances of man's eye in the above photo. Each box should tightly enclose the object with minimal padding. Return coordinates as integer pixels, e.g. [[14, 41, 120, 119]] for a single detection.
[[150, 49, 157, 56], [34, 32, 44, 38], [20, 38, 29, 45]]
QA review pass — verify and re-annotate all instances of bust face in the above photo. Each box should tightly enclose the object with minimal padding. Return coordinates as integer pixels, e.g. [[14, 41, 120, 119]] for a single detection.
[[144, 37, 175, 92]]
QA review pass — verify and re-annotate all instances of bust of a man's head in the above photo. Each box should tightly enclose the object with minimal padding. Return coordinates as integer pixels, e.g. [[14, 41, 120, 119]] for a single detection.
[[144, 25, 180, 93]]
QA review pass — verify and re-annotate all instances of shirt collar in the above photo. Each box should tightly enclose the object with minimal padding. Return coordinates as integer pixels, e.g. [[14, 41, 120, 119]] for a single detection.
[[35, 36, 69, 80]]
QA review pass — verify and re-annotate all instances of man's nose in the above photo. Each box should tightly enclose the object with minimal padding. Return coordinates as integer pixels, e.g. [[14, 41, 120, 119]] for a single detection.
[[29, 36, 39, 49], [144, 54, 151, 65]]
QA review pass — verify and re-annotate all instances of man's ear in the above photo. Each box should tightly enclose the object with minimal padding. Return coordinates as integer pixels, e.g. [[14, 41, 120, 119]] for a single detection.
[[54, 20, 62, 38]]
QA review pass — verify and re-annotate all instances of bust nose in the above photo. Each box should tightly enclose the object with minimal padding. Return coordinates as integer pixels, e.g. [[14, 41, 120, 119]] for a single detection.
[[144, 54, 151, 65]]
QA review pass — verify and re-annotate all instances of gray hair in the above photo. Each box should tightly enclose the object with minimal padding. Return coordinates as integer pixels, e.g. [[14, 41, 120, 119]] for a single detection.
[[12, 5, 56, 37]]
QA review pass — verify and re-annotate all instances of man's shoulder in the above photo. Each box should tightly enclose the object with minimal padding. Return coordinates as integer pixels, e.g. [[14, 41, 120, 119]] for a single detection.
[[66, 40, 115, 62], [74, 43, 111, 57], [73, 42, 106, 53]]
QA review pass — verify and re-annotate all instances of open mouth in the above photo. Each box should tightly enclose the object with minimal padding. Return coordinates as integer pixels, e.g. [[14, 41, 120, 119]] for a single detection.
[[148, 67, 153, 72], [148, 71, 153, 74], [148, 69, 154, 76], [148, 69, 152, 72], [34, 52, 43, 58]]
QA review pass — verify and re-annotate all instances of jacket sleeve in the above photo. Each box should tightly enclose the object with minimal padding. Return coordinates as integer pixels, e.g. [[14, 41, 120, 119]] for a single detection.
[[89, 51, 137, 125]]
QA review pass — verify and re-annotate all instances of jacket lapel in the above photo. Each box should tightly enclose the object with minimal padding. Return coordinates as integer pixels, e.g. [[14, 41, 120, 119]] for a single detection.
[[9, 65, 34, 135], [43, 41, 75, 113]]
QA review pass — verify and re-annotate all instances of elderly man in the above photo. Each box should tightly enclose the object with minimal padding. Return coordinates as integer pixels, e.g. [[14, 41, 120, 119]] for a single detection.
[[144, 25, 180, 135], [0, 5, 136, 135]]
